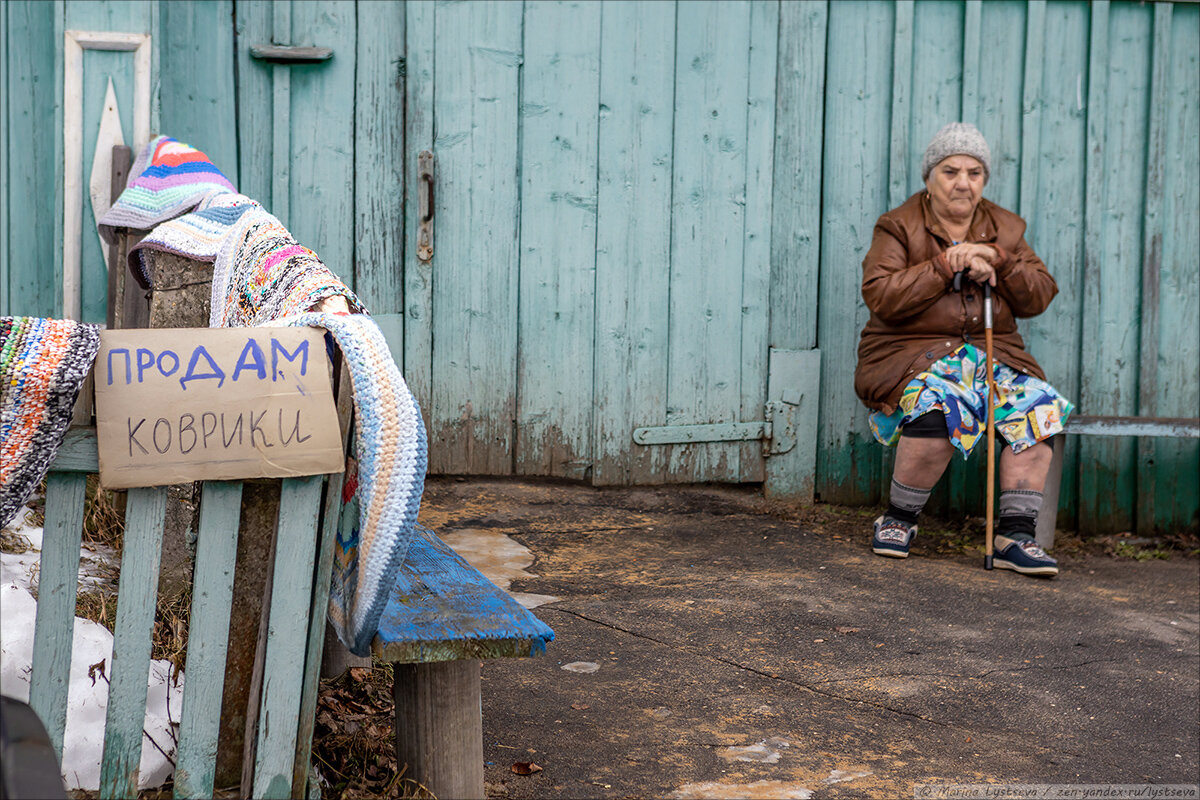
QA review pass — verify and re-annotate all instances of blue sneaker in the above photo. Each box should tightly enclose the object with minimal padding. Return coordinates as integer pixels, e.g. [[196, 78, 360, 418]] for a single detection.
[[872, 515, 916, 558], [993, 534, 1059, 577]]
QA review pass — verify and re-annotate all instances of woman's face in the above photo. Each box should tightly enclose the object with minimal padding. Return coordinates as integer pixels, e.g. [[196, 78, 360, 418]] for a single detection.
[[925, 155, 986, 220]]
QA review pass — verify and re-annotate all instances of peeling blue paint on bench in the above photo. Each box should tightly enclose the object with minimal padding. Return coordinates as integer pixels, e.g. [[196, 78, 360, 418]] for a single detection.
[[371, 526, 555, 665]]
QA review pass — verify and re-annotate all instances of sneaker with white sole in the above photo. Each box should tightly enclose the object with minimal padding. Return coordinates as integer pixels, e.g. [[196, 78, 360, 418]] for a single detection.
[[872, 515, 917, 558], [993, 534, 1058, 577]]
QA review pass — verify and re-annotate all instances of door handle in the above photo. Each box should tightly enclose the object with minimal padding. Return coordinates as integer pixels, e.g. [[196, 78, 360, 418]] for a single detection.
[[417, 151, 434, 262]]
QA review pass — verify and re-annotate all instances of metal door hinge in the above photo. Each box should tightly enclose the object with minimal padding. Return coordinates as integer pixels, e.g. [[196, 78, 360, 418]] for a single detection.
[[631, 396, 801, 456]]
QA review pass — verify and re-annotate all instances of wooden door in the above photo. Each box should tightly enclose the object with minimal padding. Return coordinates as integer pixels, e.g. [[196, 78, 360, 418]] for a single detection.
[[404, 0, 791, 486]]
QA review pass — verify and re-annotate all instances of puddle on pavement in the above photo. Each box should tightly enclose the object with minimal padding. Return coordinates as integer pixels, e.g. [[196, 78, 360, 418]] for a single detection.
[[440, 528, 560, 608], [561, 661, 600, 673], [823, 769, 873, 784], [718, 737, 792, 764], [669, 780, 814, 799]]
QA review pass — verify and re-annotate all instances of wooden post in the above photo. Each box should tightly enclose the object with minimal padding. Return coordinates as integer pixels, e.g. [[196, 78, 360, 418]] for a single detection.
[[138, 250, 281, 791], [392, 661, 485, 800], [1036, 440, 1064, 549]]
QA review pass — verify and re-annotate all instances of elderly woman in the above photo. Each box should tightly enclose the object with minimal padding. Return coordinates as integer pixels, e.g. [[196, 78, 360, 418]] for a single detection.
[[855, 122, 1073, 577]]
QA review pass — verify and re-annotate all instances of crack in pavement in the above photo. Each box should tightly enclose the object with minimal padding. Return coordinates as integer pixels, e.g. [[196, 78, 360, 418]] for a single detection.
[[803, 658, 1123, 685], [545, 606, 1116, 766], [548, 607, 950, 726]]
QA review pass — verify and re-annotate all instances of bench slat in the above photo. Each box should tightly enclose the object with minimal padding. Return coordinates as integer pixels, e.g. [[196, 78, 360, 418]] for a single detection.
[[100, 486, 168, 800], [29, 471, 89, 761], [174, 481, 244, 800], [251, 476, 323, 799], [372, 527, 556, 664], [47, 427, 100, 473], [1066, 414, 1200, 438]]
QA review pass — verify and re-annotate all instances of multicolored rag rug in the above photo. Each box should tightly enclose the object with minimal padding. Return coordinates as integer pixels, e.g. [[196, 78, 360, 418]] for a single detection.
[[1, 317, 102, 528], [98, 135, 236, 240], [264, 312, 427, 655]]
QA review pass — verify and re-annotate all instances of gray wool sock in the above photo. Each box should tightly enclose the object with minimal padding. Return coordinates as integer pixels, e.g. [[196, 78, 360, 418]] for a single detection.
[[998, 489, 1043, 540], [887, 479, 931, 525]]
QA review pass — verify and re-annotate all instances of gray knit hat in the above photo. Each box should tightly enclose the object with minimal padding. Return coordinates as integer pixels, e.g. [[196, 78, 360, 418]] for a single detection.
[[921, 122, 991, 182]]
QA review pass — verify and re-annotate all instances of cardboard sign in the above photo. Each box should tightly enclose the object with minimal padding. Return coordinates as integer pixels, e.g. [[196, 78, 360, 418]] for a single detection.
[[95, 327, 344, 489]]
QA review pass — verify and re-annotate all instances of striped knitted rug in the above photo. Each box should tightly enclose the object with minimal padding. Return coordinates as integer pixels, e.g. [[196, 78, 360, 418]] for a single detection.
[[98, 135, 236, 239], [264, 312, 427, 655], [1, 317, 102, 528]]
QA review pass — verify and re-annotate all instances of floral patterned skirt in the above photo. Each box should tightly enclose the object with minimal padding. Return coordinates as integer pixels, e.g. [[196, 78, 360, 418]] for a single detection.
[[868, 344, 1074, 458]]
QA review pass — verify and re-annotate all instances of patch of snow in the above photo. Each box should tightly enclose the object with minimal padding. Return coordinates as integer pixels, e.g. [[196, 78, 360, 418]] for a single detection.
[[1, 506, 183, 791]]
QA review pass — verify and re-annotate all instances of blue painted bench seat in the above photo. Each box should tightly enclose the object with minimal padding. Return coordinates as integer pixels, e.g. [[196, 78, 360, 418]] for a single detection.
[[372, 525, 555, 663], [368, 525, 554, 798]]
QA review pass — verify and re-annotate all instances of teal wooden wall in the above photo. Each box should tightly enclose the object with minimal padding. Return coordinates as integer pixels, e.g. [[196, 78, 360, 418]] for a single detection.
[[3, 0, 1197, 534]]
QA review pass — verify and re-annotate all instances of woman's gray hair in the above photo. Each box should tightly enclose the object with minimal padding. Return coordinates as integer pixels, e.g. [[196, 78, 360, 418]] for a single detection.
[[922, 122, 991, 182]]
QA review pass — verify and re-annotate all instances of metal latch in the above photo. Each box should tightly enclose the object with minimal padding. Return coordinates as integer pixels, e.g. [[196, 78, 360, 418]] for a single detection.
[[632, 395, 801, 456], [417, 151, 434, 262], [250, 45, 334, 64]]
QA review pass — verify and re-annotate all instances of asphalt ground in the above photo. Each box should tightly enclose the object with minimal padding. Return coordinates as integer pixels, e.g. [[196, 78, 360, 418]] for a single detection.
[[417, 478, 1200, 800]]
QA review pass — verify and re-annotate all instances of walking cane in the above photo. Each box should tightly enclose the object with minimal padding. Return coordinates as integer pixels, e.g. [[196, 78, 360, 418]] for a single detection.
[[983, 282, 996, 570]]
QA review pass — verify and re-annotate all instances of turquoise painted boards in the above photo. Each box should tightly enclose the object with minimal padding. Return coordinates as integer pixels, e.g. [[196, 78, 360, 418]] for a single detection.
[[2, 0, 1197, 532]]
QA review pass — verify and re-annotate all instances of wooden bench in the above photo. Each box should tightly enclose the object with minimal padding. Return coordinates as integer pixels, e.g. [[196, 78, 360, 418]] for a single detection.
[[1037, 414, 1200, 547]]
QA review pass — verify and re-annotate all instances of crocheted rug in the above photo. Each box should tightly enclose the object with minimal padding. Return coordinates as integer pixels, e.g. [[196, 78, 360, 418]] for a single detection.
[[98, 135, 236, 240], [264, 312, 427, 655], [1, 317, 102, 528]]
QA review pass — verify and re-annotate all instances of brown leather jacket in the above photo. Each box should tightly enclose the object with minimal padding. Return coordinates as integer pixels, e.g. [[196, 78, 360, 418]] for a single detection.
[[855, 191, 1058, 414]]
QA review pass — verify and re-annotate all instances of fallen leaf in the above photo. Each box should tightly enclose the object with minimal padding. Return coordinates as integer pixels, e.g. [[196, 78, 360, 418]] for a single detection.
[[571, 702, 590, 710], [836, 626, 860, 634], [349, 667, 370, 682], [511, 762, 543, 775]]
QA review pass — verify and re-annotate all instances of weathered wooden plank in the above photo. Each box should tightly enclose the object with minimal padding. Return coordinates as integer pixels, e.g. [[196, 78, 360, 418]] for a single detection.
[[1017, 0, 1045, 222], [4, 1, 59, 316], [353, 1, 405, 313], [100, 485, 167, 800], [591, 0, 675, 486], [888, 0, 913, 210], [768, 0, 826, 352], [271, 3, 292, 228], [666, 0, 752, 483], [1143, 2, 1200, 533], [158, 0, 238, 183], [46, 426, 100, 472], [1079, 0, 1149, 534], [54, 0, 65, 318], [429, 0, 523, 474], [372, 527, 554, 663], [961, 0, 981, 123], [249, 44, 332, 63], [1, 1, 7, 315], [292, 359, 355, 798], [403, 0, 435, 423], [1014, 0, 1090, 532], [974, 0, 1026, 213], [816, 0, 894, 504], [736, 0, 778, 484], [1067, 416, 1200, 439], [516, 0, 601, 480], [763, 348, 822, 502], [174, 481, 243, 800], [235, 0, 273, 209], [909, 0, 961, 176], [251, 475, 323, 799], [288, 0, 356, 286], [1135, 2, 1171, 535], [28, 470, 88, 761]]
